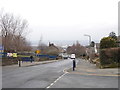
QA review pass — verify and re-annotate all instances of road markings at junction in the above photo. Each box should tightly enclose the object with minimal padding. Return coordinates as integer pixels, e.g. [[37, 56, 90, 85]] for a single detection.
[[46, 68, 68, 89]]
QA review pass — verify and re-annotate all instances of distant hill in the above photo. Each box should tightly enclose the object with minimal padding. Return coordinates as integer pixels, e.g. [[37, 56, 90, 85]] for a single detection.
[[31, 40, 100, 47]]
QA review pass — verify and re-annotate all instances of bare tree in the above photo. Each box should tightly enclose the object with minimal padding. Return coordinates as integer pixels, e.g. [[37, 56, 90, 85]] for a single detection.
[[37, 35, 48, 54], [0, 11, 31, 52]]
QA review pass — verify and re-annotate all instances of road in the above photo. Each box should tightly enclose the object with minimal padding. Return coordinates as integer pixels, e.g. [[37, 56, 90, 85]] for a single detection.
[[2, 59, 74, 88], [2, 59, 119, 88], [50, 73, 118, 88]]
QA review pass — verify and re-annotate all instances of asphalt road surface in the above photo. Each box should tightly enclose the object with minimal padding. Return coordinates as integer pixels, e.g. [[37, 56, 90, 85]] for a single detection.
[[2, 59, 74, 88], [50, 73, 118, 88], [2, 59, 119, 88]]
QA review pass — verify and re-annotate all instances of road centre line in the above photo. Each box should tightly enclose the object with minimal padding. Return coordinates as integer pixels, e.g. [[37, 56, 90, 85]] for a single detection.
[[46, 60, 79, 89], [46, 68, 68, 89], [46, 73, 67, 89]]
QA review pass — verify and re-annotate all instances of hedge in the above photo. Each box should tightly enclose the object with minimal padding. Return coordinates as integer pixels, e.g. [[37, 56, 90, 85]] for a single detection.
[[100, 47, 120, 66], [100, 37, 117, 49]]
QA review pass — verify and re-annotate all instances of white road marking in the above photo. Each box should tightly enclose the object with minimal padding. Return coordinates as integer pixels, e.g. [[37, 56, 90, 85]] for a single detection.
[[46, 60, 80, 89], [46, 73, 67, 89], [46, 68, 68, 89]]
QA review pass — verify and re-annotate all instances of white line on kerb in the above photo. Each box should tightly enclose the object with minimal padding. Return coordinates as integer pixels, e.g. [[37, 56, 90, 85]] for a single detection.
[[46, 69, 68, 89]]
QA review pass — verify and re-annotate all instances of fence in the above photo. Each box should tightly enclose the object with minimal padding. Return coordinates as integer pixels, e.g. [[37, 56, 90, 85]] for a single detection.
[[0, 52, 7, 58], [21, 57, 34, 62], [36, 54, 58, 59]]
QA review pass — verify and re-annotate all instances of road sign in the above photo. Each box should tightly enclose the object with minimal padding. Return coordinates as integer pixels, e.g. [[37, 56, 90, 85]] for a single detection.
[[7, 53, 13, 57], [13, 53, 17, 57], [36, 50, 40, 54]]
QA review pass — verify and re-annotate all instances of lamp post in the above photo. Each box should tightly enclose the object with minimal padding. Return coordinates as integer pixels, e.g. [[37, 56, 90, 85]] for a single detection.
[[84, 34, 95, 63], [84, 34, 91, 46]]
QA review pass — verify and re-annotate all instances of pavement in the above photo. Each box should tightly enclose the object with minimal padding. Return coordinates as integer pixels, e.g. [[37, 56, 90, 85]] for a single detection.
[[50, 59, 119, 88], [2, 59, 59, 68], [67, 59, 119, 77]]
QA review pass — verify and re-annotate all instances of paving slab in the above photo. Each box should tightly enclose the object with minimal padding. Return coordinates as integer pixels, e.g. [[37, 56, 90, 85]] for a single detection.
[[67, 59, 119, 76]]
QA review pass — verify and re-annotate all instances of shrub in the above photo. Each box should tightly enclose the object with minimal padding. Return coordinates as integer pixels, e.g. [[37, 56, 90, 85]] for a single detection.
[[100, 37, 117, 49], [99, 47, 120, 66]]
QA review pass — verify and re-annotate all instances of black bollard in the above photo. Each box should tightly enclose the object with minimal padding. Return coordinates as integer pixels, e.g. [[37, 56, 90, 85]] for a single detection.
[[73, 59, 76, 71], [18, 59, 21, 67]]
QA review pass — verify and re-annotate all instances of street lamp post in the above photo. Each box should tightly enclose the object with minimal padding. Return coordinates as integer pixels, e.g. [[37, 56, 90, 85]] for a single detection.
[[84, 34, 91, 62], [84, 34, 91, 46]]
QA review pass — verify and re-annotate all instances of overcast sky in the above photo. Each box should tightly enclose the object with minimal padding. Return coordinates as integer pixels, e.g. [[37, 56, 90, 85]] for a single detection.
[[0, 0, 119, 46]]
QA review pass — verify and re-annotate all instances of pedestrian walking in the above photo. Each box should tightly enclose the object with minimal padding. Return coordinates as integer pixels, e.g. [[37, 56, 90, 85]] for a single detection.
[[30, 55, 33, 63]]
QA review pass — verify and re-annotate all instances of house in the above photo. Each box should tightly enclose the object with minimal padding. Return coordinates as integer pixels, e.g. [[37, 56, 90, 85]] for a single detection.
[[85, 43, 100, 60], [117, 36, 120, 47], [95, 43, 100, 54], [47, 42, 59, 55], [49, 42, 59, 51]]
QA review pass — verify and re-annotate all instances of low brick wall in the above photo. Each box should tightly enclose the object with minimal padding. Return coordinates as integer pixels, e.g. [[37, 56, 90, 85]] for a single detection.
[[2, 57, 19, 66]]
